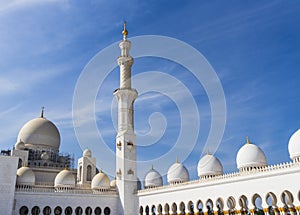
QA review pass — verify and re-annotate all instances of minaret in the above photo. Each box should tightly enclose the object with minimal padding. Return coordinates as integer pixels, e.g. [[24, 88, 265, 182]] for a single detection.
[[114, 22, 138, 215]]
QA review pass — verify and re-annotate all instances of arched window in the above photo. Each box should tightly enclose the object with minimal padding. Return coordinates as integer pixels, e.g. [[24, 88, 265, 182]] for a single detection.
[[179, 202, 185, 215], [206, 199, 213, 215], [18, 158, 23, 168], [19, 206, 29, 215], [216, 198, 224, 215], [151, 205, 156, 215], [79, 166, 82, 181], [145, 205, 150, 215], [227, 196, 236, 215], [197, 200, 203, 215], [87, 165, 92, 181], [54, 206, 62, 215], [139, 206, 143, 215], [43, 206, 51, 215], [239, 195, 249, 215], [75, 207, 83, 215], [85, 207, 92, 215], [157, 204, 163, 215], [188, 201, 194, 215], [65, 206, 73, 215], [94, 207, 101, 215], [31, 206, 40, 215], [252, 193, 264, 215], [164, 204, 170, 215], [104, 207, 111, 215], [171, 203, 177, 215]]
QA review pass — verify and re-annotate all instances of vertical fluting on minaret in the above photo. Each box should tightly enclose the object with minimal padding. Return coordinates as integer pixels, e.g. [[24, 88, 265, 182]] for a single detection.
[[114, 22, 138, 215]]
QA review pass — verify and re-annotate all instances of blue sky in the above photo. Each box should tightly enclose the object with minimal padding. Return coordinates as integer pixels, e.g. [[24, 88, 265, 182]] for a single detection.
[[0, 0, 299, 182]]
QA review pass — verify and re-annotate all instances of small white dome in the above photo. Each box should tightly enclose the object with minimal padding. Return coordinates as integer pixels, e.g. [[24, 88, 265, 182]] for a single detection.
[[167, 159, 189, 184], [144, 167, 163, 188], [91, 171, 110, 189], [15, 141, 25, 150], [288, 129, 300, 160], [236, 138, 267, 170], [54, 170, 75, 188], [110, 177, 116, 188], [197, 154, 223, 178], [83, 148, 92, 157], [18, 116, 60, 151], [17, 167, 35, 186]]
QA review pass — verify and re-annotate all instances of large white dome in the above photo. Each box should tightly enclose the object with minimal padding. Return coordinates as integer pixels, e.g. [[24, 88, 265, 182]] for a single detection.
[[236, 138, 267, 171], [144, 167, 163, 188], [16, 167, 35, 186], [17, 116, 60, 151], [54, 170, 75, 188], [288, 129, 300, 161], [167, 160, 189, 184], [91, 171, 110, 189], [197, 154, 223, 178]]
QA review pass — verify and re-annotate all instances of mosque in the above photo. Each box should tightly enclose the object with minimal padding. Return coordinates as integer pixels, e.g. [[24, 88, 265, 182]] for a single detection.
[[1, 24, 300, 215]]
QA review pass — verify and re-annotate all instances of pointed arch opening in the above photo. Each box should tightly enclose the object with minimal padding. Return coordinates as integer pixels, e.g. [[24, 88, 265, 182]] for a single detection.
[[188, 201, 194, 215], [227, 196, 236, 215], [216, 198, 224, 215], [239, 195, 249, 215]]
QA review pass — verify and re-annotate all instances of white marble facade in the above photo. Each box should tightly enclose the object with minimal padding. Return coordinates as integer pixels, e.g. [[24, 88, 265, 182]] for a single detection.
[[1, 25, 300, 215]]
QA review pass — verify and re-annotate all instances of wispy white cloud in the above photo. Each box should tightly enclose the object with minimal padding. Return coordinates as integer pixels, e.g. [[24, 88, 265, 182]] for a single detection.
[[0, 103, 22, 118], [0, 78, 18, 95], [0, 63, 72, 97], [0, 0, 69, 14]]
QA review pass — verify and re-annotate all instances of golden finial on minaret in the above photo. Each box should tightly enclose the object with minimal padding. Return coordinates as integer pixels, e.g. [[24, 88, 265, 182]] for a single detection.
[[40, 106, 45, 118], [122, 21, 128, 40], [246, 136, 251, 144]]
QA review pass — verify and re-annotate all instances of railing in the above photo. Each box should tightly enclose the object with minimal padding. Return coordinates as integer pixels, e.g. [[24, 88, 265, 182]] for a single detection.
[[15, 186, 117, 195], [16, 182, 117, 194]]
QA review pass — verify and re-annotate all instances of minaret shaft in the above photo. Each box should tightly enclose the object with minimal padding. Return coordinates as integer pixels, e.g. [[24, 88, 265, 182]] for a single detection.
[[114, 23, 138, 215]]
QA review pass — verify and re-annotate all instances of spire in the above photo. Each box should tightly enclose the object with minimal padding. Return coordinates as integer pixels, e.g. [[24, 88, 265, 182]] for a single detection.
[[118, 21, 133, 88], [176, 157, 179, 163], [246, 136, 251, 144], [40, 106, 45, 118], [151, 164, 154, 170], [122, 21, 128, 40]]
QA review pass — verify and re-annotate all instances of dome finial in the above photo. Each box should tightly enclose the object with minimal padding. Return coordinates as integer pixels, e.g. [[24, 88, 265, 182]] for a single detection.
[[246, 136, 251, 144], [122, 21, 128, 40], [176, 156, 179, 163], [151, 164, 154, 170], [40, 106, 45, 118]]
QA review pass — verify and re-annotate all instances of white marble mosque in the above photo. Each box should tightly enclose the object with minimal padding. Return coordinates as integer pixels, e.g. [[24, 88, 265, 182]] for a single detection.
[[1, 23, 300, 215]]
